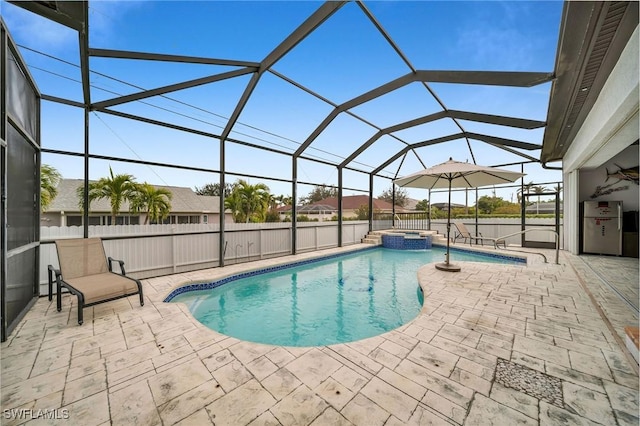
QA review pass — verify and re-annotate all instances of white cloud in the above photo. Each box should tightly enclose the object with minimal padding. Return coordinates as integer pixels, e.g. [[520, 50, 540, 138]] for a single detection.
[[87, 1, 147, 46], [455, 3, 545, 71], [2, 1, 77, 51], [457, 27, 537, 71], [1, 0, 146, 51]]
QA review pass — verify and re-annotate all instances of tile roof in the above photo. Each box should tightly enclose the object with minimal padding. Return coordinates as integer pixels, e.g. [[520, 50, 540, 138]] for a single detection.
[[290, 195, 410, 212], [47, 179, 223, 214]]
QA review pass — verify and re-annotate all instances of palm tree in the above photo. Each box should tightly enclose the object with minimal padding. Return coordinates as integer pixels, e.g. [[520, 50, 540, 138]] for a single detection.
[[516, 181, 534, 204], [77, 167, 138, 224], [532, 185, 547, 214], [225, 180, 271, 223], [40, 164, 61, 212], [131, 183, 172, 224], [224, 189, 245, 223], [255, 193, 273, 222], [272, 194, 292, 208], [238, 180, 271, 223]]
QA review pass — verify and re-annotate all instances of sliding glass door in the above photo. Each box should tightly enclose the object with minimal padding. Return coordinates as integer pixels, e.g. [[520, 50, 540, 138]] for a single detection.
[[1, 22, 41, 341]]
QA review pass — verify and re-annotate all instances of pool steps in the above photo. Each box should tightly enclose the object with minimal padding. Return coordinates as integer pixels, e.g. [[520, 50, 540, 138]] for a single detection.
[[361, 230, 447, 245]]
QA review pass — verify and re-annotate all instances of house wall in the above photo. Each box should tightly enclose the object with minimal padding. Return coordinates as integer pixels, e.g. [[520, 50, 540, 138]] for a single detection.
[[579, 145, 639, 211], [41, 212, 62, 226], [278, 210, 356, 221], [562, 26, 639, 254], [155, 212, 233, 225], [40, 212, 233, 226], [298, 212, 337, 221]]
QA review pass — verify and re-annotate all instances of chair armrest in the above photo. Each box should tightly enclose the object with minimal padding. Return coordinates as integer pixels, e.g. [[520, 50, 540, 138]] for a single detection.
[[47, 265, 61, 301], [108, 257, 127, 275]]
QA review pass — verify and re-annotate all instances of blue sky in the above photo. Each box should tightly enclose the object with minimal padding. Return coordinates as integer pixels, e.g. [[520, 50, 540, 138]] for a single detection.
[[3, 0, 564, 205]]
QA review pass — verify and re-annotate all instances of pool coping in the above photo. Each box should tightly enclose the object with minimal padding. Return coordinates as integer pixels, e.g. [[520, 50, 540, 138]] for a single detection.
[[163, 243, 527, 303]]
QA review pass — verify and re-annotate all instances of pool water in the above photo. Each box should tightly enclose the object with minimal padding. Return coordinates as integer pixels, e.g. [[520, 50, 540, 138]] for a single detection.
[[170, 247, 521, 347]]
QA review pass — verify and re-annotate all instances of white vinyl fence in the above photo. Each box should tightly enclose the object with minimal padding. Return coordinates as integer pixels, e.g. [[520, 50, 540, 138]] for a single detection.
[[39, 221, 370, 296], [38, 218, 561, 297], [428, 218, 563, 248]]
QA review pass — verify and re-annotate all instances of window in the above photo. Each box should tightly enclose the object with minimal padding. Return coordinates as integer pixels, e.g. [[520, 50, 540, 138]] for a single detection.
[[65, 215, 139, 226], [64, 215, 100, 226], [66, 215, 82, 226], [176, 215, 200, 224], [113, 215, 139, 225], [155, 215, 200, 224]]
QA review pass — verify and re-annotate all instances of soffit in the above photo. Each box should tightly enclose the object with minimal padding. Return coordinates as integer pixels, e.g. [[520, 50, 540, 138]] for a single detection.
[[541, 1, 639, 164]]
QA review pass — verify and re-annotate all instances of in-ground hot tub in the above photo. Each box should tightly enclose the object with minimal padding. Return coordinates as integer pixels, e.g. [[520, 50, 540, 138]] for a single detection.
[[382, 232, 432, 250]]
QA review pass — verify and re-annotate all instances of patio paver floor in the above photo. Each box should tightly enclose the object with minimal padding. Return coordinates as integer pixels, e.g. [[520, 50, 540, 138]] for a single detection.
[[1, 244, 638, 425]]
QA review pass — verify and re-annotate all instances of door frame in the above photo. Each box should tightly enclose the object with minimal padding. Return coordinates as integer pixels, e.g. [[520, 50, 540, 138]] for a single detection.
[[521, 190, 561, 249], [1, 20, 41, 341]]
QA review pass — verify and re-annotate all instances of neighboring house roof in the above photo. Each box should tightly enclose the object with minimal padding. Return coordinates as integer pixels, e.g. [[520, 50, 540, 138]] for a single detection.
[[277, 204, 336, 214], [48, 179, 225, 214], [318, 195, 410, 211], [525, 202, 561, 213], [296, 204, 337, 213], [403, 198, 422, 210], [430, 202, 466, 210]]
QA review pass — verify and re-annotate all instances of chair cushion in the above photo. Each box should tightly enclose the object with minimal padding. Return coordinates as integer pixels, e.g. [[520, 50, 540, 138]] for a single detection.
[[55, 238, 109, 279], [64, 273, 139, 305]]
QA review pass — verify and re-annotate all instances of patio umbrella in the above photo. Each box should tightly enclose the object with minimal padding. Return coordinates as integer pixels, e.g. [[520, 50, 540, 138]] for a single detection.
[[394, 158, 524, 272]]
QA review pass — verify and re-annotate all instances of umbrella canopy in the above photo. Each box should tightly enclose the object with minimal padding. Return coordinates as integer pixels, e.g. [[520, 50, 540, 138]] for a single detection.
[[394, 158, 524, 189], [394, 158, 524, 272]]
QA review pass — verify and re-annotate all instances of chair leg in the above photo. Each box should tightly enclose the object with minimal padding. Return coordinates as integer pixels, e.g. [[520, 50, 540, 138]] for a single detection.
[[77, 293, 84, 325], [135, 279, 144, 306], [56, 280, 62, 312], [48, 268, 53, 302]]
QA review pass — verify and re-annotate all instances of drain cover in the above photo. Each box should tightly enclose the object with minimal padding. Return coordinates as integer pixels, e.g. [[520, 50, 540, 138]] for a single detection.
[[495, 358, 563, 407]]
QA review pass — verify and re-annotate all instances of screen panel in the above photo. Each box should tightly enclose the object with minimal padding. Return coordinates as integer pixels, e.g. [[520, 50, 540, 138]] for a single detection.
[[7, 125, 37, 251], [7, 48, 38, 141]]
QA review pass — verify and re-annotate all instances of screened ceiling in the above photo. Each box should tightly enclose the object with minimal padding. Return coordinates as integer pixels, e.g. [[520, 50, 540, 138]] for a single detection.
[[5, 0, 569, 198]]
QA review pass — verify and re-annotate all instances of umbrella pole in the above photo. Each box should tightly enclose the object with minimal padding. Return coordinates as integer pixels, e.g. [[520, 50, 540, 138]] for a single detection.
[[436, 177, 460, 272], [446, 178, 451, 264]]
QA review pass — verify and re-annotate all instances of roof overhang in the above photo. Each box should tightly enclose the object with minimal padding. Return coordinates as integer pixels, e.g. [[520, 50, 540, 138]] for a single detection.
[[541, 1, 639, 164], [9, 1, 86, 31]]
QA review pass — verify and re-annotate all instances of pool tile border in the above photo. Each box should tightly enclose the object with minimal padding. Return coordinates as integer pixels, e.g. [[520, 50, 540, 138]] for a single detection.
[[163, 245, 526, 302], [163, 245, 379, 301]]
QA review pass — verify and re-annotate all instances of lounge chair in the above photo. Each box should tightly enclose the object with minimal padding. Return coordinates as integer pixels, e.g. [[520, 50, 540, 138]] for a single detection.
[[48, 238, 144, 325], [452, 221, 506, 249]]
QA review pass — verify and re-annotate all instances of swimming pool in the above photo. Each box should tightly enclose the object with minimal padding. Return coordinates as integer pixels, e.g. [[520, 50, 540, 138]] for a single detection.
[[168, 247, 524, 347]]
